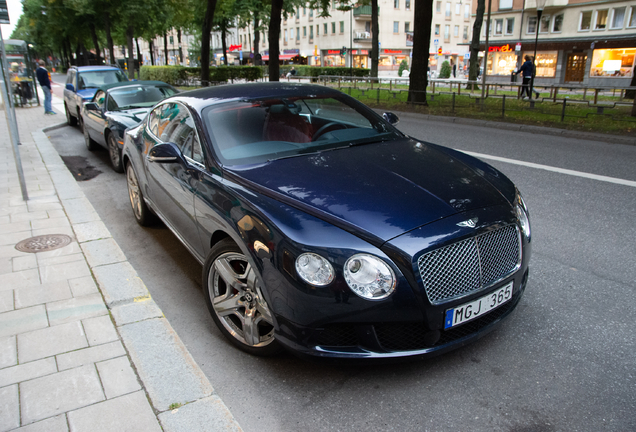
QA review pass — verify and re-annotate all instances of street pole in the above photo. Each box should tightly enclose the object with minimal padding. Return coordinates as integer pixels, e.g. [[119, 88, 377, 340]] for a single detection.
[[480, 0, 493, 101], [529, 8, 544, 100], [0, 27, 29, 201], [350, 7, 353, 75]]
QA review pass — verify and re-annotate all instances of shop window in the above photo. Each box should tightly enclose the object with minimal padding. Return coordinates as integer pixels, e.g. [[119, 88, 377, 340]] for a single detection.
[[486, 51, 518, 75], [436, 1, 441, 13], [610, 7, 626, 29], [463, 26, 469, 41], [454, 25, 459, 37], [629, 7, 636, 28], [579, 11, 592, 31], [406, 0, 411, 11], [394, 21, 399, 34], [465, 5, 471, 19], [522, 51, 558, 77], [435, 24, 440, 35], [539, 14, 550, 33], [340, 21, 344, 33], [505, 18, 515, 34], [405, 22, 410, 33], [553, 14, 563, 32], [495, 19, 503, 35], [595, 10, 608, 30], [499, 0, 512, 10], [590, 48, 635, 77], [394, 0, 399, 8], [527, 16, 537, 34], [446, 2, 451, 18]]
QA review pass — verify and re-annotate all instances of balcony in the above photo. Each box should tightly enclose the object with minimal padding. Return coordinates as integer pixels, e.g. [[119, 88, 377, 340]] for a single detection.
[[354, 5, 379, 18], [353, 31, 372, 43]]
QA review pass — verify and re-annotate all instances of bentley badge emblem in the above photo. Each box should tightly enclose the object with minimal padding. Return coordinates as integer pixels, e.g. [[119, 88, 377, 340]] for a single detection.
[[457, 218, 478, 228]]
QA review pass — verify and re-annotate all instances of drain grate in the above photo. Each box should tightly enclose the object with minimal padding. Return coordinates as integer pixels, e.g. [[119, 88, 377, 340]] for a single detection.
[[15, 234, 73, 253]]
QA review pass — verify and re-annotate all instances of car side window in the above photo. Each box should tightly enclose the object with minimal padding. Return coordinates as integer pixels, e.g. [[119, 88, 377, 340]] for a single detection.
[[94, 91, 106, 110]]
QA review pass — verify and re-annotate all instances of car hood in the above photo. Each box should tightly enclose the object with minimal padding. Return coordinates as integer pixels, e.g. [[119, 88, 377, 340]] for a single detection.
[[227, 138, 511, 242], [109, 108, 152, 128]]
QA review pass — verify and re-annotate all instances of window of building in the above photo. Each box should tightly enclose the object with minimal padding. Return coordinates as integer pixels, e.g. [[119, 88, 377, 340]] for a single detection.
[[499, 0, 512, 10], [520, 51, 558, 77], [590, 48, 635, 77], [595, 10, 608, 30], [296, 8, 299, 19], [580, 11, 592, 31], [365, 21, 371, 32], [539, 14, 550, 33], [340, 21, 345, 33], [288, 29, 292, 41], [465, 4, 470, 19], [316, 25, 320, 36], [629, 7, 636, 28], [310, 9, 313, 18], [406, 0, 411, 10], [446, 2, 451, 17], [454, 25, 459, 37], [436, 1, 441, 13], [435, 24, 440, 35], [610, 7, 626, 29], [455, 3, 460, 14], [332, 22, 336, 34], [552, 14, 563, 32], [482, 19, 492, 36], [405, 22, 410, 33], [303, 7, 306, 15], [394, 0, 399, 8], [303, 26, 307, 37], [296, 27, 300, 40], [324, 23, 328, 34], [505, 18, 514, 34], [463, 26, 469, 40], [394, 21, 399, 33], [310, 26, 313, 38], [444, 24, 450, 40], [527, 16, 537, 34], [495, 19, 503, 35]]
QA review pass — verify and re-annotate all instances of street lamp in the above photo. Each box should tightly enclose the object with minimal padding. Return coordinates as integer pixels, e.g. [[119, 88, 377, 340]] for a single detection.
[[530, 0, 547, 100]]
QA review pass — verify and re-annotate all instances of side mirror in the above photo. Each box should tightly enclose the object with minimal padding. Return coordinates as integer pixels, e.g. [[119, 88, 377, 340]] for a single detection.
[[148, 142, 182, 164], [65, 83, 75, 92], [383, 112, 400, 125], [84, 102, 99, 111]]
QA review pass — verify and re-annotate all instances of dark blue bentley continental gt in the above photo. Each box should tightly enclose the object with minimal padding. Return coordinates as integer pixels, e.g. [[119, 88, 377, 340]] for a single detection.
[[122, 83, 531, 360], [81, 81, 178, 172]]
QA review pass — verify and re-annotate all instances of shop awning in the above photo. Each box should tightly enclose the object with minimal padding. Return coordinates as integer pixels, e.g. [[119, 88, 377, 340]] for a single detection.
[[261, 54, 296, 60]]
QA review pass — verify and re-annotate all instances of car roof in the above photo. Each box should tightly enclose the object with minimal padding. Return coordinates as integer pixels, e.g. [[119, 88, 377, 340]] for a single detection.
[[174, 83, 344, 110], [97, 80, 174, 94], [72, 66, 123, 73]]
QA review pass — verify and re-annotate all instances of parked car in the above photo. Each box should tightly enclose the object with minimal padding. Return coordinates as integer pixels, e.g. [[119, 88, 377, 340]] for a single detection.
[[122, 83, 531, 360], [81, 81, 178, 172], [64, 65, 128, 127]]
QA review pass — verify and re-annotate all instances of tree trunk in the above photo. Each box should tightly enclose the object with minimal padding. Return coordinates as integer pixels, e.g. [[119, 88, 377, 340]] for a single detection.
[[201, 0, 218, 86], [177, 29, 183, 65], [89, 22, 101, 64], [269, 0, 283, 81], [149, 40, 155, 66], [127, 25, 135, 80], [253, 17, 260, 66], [163, 32, 169, 65], [371, 0, 379, 78], [105, 13, 115, 66], [80, 41, 89, 66], [408, 0, 433, 104], [626, 72, 635, 99], [221, 27, 228, 66], [468, 0, 486, 86], [135, 38, 142, 77]]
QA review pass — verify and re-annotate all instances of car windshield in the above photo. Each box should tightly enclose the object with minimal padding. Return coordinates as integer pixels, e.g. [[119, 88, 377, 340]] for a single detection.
[[108, 86, 176, 110], [78, 70, 127, 89], [203, 95, 401, 166]]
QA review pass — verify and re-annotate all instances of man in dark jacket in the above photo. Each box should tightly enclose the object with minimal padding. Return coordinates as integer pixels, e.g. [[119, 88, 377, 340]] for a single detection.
[[515, 55, 540, 100], [36, 60, 56, 114]]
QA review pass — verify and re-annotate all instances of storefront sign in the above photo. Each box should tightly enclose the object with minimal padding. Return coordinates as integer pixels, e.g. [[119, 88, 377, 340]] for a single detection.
[[283, 49, 299, 55], [489, 44, 513, 53], [327, 50, 341, 55], [515, 43, 522, 52], [360, 50, 369, 55], [228, 44, 242, 52], [384, 49, 403, 54]]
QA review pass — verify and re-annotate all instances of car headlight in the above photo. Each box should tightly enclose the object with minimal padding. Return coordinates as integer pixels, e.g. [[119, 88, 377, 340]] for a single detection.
[[515, 190, 531, 239], [295, 253, 335, 286], [344, 254, 396, 300]]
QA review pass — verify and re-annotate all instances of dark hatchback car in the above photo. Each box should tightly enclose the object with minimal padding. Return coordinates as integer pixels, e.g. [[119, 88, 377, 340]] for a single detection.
[[82, 81, 178, 172], [122, 83, 531, 360]]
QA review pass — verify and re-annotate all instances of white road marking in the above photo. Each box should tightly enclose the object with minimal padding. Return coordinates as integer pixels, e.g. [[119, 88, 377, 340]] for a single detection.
[[460, 150, 636, 188]]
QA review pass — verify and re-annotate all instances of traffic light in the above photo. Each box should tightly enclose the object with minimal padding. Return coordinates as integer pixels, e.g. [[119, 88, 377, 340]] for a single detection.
[[340, 46, 347, 55], [438, 47, 442, 55]]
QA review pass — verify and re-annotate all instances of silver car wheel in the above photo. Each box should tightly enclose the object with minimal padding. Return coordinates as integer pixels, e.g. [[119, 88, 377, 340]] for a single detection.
[[126, 164, 142, 220], [208, 252, 275, 348]]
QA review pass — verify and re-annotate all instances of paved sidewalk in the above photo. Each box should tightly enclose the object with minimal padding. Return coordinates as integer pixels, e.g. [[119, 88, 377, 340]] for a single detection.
[[0, 94, 241, 430]]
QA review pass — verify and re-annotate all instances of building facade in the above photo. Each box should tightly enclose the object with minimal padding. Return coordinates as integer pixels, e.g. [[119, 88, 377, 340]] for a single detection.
[[476, 0, 636, 85]]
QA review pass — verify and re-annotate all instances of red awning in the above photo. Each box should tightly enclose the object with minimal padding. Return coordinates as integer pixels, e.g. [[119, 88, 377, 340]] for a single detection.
[[261, 54, 296, 60]]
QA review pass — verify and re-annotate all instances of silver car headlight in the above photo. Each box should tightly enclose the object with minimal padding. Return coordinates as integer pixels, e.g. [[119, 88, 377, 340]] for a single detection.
[[515, 190, 531, 239], [344, 254, 396, 300], [295, 253, 335, 286]]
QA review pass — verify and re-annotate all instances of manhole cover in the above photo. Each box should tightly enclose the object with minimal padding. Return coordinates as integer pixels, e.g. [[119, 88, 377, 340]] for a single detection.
[[15, 234, 73, 253]]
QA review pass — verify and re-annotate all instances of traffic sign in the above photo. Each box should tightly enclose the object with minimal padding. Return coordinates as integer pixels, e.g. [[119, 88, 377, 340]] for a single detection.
[[438, 47, 442, 55], [434, 39, 439, 46], [464, 53, 470, 60]]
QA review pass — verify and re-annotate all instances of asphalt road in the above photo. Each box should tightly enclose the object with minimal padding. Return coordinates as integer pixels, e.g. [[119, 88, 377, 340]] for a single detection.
[[46, 90, 636, 431]]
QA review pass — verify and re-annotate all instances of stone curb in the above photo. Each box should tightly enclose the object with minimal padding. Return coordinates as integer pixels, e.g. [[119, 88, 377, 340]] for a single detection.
[[32, 127, 242, 431]]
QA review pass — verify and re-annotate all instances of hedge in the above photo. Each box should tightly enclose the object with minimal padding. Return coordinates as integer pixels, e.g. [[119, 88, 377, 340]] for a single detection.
[[139, 65, 263, 85], [272, 65, 370, 78]]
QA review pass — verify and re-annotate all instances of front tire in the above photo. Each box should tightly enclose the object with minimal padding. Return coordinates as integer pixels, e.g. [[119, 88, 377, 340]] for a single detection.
[[108, 133, 124, 173], [203, 239, 281, 356], [65, 104, 77, 126], [126, 163, 156, 226]]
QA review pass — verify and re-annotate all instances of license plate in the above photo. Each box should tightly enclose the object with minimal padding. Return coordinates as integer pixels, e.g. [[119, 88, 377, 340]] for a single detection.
[[444, 282, 513, 329]]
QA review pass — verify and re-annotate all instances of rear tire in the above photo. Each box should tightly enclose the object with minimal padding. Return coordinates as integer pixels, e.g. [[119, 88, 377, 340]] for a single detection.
[[203, 239, 281, 356], [108, 133, 124, 173], [126, 163, 156, 226], [82, 116, 97, 151]]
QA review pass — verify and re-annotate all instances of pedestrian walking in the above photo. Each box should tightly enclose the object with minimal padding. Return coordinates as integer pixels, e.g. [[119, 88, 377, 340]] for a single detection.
[[36, 60, 56, 115], [515, 55, 540, 100]]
